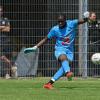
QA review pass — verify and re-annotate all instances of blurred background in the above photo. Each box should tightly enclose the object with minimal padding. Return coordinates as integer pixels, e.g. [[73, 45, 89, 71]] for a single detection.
[[0, 0, 100, 78]]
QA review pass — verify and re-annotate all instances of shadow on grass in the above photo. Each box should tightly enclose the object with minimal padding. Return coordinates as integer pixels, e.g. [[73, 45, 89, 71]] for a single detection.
[[58, 86, 100, 89]]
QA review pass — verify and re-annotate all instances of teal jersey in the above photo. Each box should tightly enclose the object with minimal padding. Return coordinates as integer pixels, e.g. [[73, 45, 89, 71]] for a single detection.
[[47, 19, 78, 52]]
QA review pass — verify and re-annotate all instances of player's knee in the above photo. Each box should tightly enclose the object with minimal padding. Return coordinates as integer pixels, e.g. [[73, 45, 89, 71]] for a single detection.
[[58, 54, 68, 62]]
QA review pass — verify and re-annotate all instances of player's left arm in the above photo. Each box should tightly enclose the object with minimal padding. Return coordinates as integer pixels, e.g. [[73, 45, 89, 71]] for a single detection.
[[78, 18, 89, 25], [78, 11, 90, 25]]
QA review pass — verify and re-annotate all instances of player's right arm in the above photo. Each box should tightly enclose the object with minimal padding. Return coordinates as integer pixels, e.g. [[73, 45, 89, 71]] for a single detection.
[[36, 36, 48, 48], [24, 36, 48, 54], [24, 27, 55, 54], [36, 27, 56, 48]]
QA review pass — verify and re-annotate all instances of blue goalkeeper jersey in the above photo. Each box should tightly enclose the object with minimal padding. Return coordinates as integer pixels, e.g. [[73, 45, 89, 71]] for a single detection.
[[47, 19, 78, 52]]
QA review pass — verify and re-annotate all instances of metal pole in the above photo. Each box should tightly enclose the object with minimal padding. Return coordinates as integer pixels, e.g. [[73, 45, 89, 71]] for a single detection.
[[79, 0, 88, 78]]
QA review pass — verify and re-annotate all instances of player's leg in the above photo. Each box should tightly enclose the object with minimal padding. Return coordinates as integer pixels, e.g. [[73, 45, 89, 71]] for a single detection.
[[59, 55, 70, 72], [58, 54, 73, 81], [51, 66, 64, 81], [51, 50, 73, 81], [43, 55, 73, 89], [43, 67, 64, 89], [51, 54, 73, 81], [43, 50, 73, 89], [43, 51, 66, 89]]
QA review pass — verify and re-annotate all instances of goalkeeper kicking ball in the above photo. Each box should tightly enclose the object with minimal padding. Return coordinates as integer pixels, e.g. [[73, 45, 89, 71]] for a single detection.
[[91, 53, 100, 65]]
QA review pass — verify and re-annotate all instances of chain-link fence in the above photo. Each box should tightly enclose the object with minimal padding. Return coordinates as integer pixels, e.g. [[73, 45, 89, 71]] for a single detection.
[[0, 0, 100, 79]]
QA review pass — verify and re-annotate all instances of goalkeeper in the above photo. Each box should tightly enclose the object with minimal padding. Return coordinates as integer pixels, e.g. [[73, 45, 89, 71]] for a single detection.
[[24, 12, 94, 89]]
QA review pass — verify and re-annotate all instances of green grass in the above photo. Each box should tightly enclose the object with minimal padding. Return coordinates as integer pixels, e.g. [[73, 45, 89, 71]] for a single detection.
[[0, 78, 100, 100]]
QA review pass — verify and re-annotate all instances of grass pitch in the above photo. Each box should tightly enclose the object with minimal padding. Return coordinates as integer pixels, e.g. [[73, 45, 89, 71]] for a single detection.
[[0, 77, 100, 100]]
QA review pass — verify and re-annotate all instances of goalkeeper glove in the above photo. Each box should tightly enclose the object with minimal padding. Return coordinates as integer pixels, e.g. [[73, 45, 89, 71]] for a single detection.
[[83, 11, 90, 18], [24, 46, 38, 54]]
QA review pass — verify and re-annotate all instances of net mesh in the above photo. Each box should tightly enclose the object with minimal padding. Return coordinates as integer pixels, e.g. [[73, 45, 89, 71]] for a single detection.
[[0, 0, 100, 78]]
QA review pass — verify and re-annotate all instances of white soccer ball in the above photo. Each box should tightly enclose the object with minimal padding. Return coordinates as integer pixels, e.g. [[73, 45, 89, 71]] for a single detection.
[[91, 53, 100, 64]]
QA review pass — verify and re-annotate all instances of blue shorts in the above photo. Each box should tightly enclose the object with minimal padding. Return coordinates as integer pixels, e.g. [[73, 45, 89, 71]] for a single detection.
[[55, 49, 73, 61]]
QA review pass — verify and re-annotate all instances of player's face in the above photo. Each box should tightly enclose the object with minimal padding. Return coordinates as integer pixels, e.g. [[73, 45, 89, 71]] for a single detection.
[[90, 13, 96, 21], [58, 16, 66, 28]]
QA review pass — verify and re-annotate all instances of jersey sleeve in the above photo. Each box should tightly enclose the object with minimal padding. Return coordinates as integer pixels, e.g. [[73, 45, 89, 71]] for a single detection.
[[71, 19, 78, 28], [47, 27, 56, 39]]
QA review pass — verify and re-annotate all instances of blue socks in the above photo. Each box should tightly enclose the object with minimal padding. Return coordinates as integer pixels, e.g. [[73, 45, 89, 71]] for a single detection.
[[52, 60, 70, 81], [62, 60, 70, 73], [51, 67, 64, 81]]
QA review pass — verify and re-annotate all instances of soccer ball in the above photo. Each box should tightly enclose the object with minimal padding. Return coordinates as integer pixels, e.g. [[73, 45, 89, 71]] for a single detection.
[[91, 53, 100, 64]]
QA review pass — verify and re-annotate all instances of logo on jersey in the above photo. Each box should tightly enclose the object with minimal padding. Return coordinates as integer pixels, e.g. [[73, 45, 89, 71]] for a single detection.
[[62, 34, 73, 45], [62, 37, 70, 45]]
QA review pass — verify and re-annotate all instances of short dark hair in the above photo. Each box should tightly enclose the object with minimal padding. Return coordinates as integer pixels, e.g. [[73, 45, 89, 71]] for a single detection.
[[57, 13, 66, 20]]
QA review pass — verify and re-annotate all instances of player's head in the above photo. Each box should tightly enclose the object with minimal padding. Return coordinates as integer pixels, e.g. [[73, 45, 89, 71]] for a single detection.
[[0, 6, 3, 17], [57, 14, 66, 29], [89, 12, 96, 21]]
